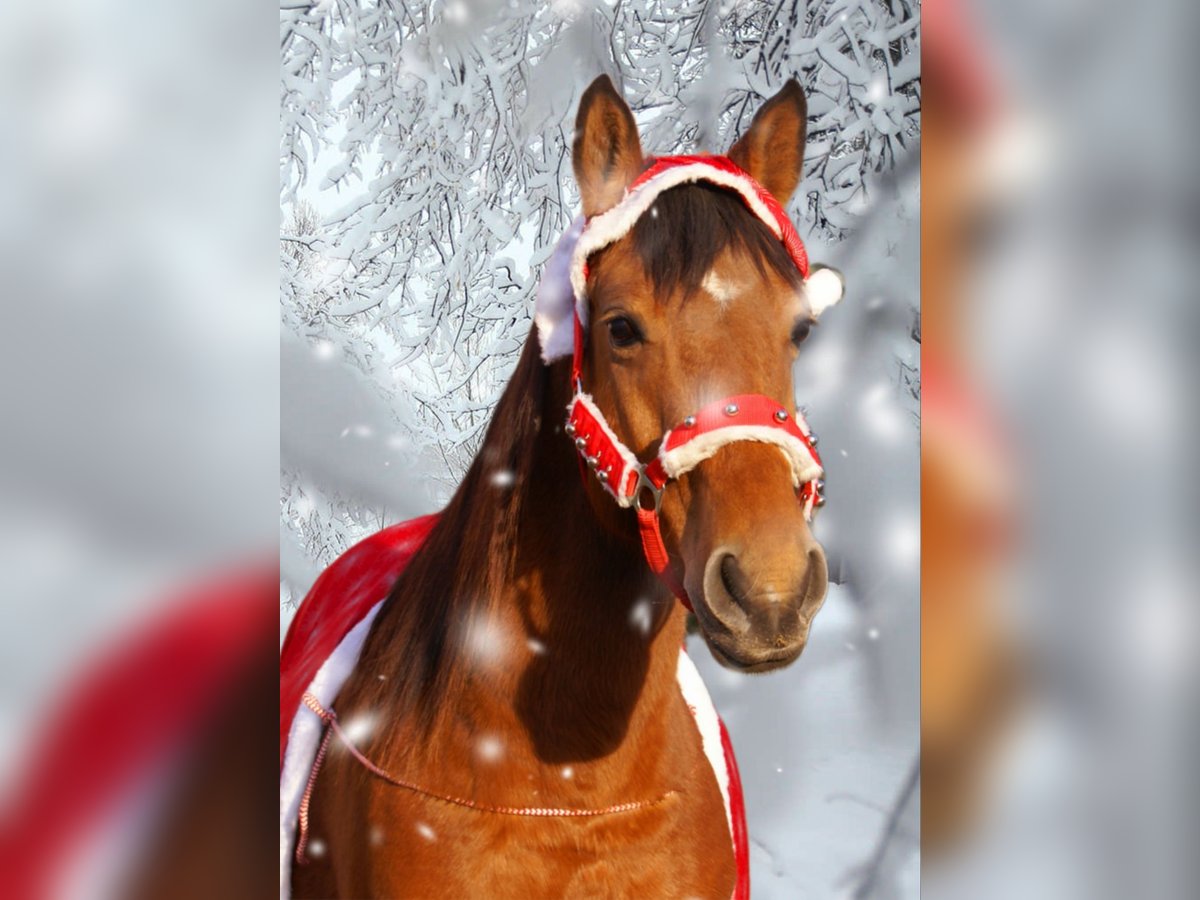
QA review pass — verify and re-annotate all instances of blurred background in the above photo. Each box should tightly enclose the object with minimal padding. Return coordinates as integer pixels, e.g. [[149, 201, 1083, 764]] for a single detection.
[[922, 0, 1199, 898], [0, 2, 278, 898]]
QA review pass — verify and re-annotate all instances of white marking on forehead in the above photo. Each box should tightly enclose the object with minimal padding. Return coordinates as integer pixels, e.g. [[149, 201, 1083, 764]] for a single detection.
[[700, 269, 739, 308]]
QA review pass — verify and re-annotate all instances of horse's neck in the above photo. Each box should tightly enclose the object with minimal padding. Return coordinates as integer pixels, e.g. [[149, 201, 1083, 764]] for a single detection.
[[497, 403, 687, 768], [404, 372, 688, 794]]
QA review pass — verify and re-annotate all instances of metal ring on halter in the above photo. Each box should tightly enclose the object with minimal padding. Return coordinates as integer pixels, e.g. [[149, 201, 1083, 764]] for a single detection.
[[634, 469, 663, 513]]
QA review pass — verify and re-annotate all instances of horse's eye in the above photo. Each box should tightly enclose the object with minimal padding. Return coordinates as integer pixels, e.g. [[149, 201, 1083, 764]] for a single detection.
[[791, 319, 814, 346], [607, 316, 641, 348]]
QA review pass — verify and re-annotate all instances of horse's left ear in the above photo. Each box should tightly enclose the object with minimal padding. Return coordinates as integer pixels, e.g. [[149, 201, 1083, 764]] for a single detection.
[[728, 79, 808, 206], [573, 75, 644, 218]]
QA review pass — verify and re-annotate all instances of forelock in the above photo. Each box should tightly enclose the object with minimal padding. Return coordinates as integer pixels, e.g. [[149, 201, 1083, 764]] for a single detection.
[[628, 182, 803, 303]]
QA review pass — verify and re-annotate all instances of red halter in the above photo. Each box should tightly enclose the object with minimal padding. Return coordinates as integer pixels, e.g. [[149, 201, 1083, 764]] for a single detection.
[[563, 156, 826, 608]]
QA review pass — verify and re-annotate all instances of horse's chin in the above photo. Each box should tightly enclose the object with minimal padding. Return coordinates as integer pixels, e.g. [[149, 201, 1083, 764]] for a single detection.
[[693, 620, 807, 674]]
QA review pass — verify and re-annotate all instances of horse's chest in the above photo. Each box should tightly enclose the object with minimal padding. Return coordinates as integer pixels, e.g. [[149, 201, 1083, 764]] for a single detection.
[[365, 770, 734, 899]]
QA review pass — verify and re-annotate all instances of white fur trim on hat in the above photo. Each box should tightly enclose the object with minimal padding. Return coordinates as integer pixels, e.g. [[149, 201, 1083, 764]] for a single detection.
[[536, 164, 788, 363], [534, 164, 840, 363]]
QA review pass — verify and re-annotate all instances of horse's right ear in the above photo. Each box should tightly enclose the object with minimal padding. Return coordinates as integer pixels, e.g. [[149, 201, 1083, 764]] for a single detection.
[[728, 79, 808, 206], [573, 75, 643, 218]]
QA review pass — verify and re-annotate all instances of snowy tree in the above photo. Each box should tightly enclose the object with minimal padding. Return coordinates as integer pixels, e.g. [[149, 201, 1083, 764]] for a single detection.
[[280, 0, 918, 572]]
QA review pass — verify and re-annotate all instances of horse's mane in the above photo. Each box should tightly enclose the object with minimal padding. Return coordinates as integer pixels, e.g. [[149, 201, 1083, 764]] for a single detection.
[[354, 329, 550, 733], [354, 182, 793, 733]]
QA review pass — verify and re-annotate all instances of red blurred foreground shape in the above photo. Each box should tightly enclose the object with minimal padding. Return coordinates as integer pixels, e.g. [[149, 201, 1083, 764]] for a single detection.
[[0, 565, 275, 900]]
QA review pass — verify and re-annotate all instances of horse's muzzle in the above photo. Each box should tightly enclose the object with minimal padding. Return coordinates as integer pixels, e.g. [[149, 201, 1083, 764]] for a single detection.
[[692, 540, 828, 672]]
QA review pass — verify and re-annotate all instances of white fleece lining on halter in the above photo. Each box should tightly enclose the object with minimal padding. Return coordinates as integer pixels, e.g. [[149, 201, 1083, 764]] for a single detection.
[[659, 426, 822, 489], [566, 392, 641, 507], [568, 164, 782, 317], [279, 605, 735, 900]]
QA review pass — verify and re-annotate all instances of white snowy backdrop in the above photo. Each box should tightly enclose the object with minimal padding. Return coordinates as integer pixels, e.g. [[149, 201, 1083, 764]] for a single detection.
[[279, 1, 919, 896]]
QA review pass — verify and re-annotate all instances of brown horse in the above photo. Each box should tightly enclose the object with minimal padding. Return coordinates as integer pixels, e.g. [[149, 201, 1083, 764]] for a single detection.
[[292, 75, 828, 899]]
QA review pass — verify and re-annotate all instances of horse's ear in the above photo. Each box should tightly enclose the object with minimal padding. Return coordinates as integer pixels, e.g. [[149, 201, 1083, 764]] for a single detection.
[[573, 75, 644, 218], [728, 79, 808, 206]]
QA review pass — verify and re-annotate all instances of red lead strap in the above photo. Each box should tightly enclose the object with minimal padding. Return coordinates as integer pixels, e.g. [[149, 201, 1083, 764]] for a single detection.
[[636, 505, 692, 610]]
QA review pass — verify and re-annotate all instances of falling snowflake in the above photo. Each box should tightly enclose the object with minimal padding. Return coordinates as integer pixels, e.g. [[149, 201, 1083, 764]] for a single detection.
[[476, 735, 504, 763], [341, 712, 377, 745], [628, 598, 653, 636], [462, 611, 511, 670], [888, 518, 920, 569]]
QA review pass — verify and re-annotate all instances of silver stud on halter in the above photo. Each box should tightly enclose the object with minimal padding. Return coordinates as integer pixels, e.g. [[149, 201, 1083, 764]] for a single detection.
[[774, 409, 789, 422], [724, 403, 740, 416], [682, 415, 696, 428]]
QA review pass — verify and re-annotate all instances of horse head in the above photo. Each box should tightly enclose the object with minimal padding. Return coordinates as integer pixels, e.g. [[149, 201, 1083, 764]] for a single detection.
[[567, 76, 836, 673]]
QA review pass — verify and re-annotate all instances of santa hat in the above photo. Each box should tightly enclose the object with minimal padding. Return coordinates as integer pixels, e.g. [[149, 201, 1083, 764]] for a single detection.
[[535, 155, 844, 364]]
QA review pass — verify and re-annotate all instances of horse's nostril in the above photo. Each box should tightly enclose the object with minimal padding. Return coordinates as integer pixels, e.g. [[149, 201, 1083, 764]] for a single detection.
[[719, 553, 750, 610], [801, 546, 829, 618], [700, 550, 754, 634]]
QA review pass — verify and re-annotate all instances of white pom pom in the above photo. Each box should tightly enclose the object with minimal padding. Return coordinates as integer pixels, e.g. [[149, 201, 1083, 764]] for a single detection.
[[804, 265, 845, 317]]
